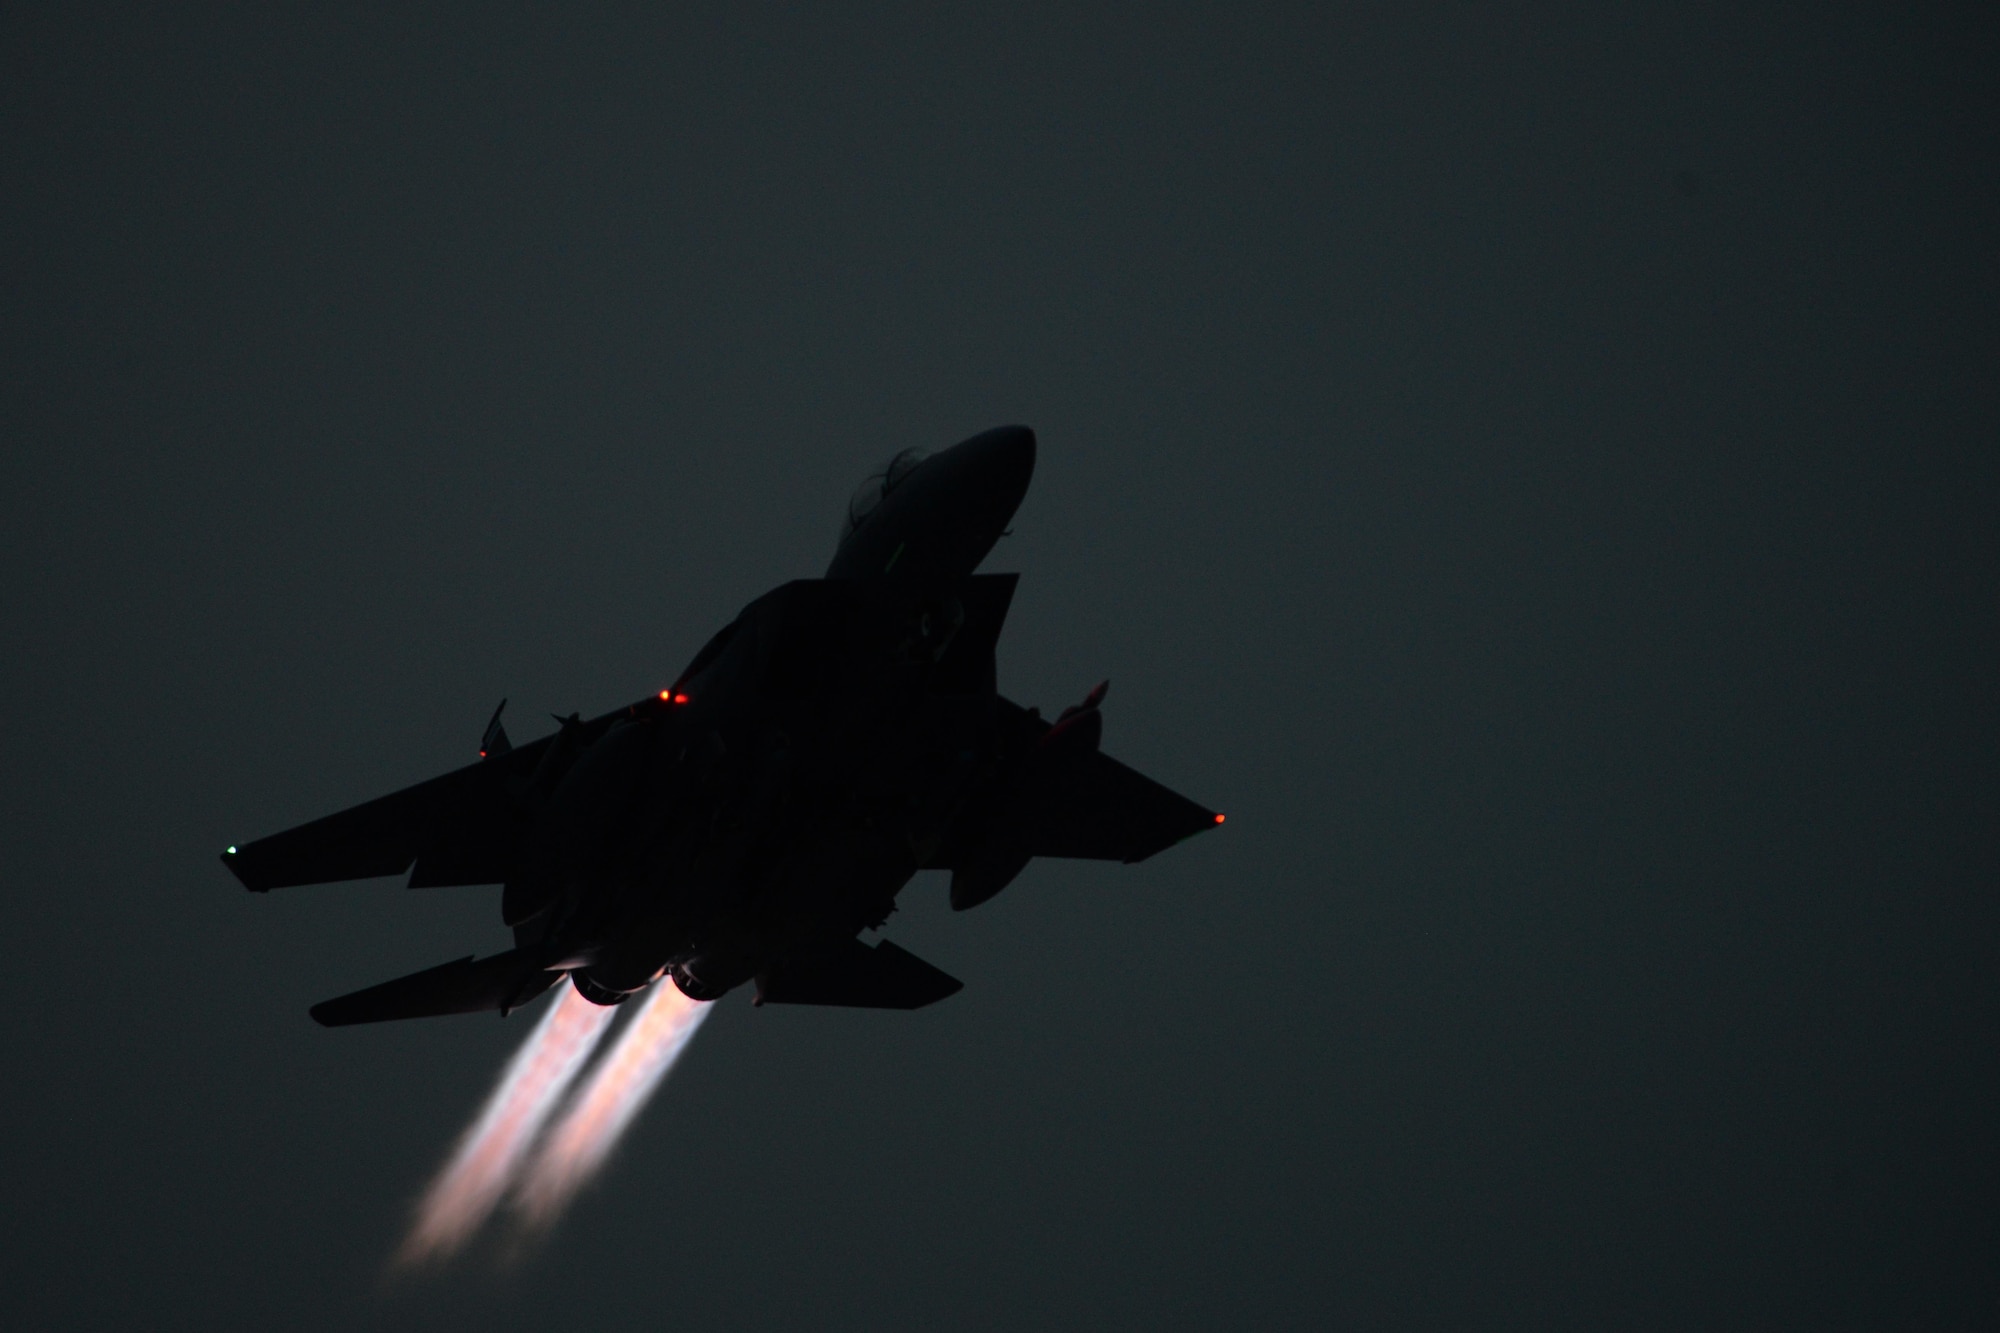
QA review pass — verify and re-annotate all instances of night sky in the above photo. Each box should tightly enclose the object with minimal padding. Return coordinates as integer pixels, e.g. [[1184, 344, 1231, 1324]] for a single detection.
[[3, 5, 1995, 1328]]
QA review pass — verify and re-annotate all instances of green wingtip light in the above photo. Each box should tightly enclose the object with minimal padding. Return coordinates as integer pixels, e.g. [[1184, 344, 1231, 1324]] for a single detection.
[[225, 845, 237, 855]]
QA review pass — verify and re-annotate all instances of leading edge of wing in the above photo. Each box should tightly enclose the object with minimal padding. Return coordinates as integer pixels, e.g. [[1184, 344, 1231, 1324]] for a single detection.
[[220, 691, 682, 892], [220, 738, 547, 893], [1027, 746, 1221, 863]]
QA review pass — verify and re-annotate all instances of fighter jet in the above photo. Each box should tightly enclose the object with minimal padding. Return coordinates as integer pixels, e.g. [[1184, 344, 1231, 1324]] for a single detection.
[[223, 426, 1221, 1024]]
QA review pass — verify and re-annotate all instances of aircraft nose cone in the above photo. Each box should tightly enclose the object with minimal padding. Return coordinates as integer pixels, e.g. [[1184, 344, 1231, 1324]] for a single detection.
[[944, 424, 1036, 513], [961, 423, 1036, 465], [826, 424, 1038, 585]]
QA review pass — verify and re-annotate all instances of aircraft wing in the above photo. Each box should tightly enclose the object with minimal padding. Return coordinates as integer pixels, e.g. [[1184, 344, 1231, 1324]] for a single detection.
[[221, 736, 552, 892], [1025, 747, 1219, 863], [925, 697, 1220, 869], [220, 691, 688, 893]]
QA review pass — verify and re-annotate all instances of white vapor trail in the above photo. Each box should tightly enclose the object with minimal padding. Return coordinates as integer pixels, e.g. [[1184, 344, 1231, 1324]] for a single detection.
[[396, 983, 616, 1266], [512, 980, 712, 1228]]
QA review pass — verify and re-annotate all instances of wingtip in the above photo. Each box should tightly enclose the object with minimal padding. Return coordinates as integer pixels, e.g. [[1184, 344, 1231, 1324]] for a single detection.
[[220, 845, 267, 893]]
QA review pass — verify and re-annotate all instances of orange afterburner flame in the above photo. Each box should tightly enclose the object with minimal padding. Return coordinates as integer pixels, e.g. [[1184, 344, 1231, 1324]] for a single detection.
[[513, 980, 711, 1228], [396, 984, 616, 1267]]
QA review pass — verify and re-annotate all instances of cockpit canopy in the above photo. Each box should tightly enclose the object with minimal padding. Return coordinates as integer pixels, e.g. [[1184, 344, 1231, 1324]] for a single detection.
[[838, 447, 928, 547]]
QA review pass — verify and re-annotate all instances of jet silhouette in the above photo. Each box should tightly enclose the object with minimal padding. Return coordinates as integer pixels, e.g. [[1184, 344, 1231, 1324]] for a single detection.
[[223, 427, 1220, 1023]]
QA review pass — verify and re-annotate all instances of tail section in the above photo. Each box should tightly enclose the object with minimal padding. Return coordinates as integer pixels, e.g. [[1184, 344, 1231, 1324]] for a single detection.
[[310, 950, 559, 1026], [756, 938, 963, 1009]]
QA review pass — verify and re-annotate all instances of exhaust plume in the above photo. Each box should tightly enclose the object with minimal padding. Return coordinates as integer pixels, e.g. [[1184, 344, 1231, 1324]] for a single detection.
[[396, 983, 616, 1266], [513, 980, 711, 1228]]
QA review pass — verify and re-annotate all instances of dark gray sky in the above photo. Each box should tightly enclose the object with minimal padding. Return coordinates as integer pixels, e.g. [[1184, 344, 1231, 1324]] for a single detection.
[[3, 4, 1995, 1328]]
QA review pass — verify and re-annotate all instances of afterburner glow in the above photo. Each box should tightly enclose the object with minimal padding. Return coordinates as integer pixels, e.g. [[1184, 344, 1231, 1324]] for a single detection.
[[514, 980, 711, 1227], [396, 984, 615, 1266]]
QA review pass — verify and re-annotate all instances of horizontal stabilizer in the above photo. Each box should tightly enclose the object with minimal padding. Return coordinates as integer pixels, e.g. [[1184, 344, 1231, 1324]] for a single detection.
[[758, 938, 963, 1010], [309, 950, 554, 1026]]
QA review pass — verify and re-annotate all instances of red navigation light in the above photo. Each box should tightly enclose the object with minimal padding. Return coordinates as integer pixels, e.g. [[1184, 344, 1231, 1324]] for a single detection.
[[478, 749, 487, 759], [673, 693, 690, 705], [658, 690, 671, 701], [1213, 813, 1226, 825]]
